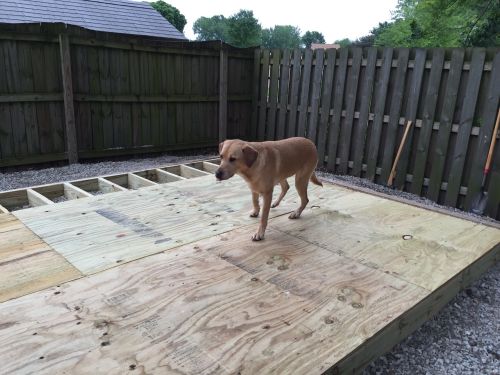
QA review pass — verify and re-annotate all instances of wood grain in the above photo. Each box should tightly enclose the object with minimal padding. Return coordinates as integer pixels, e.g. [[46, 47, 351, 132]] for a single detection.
[[13, 175, 318, 274], [0, 222, 427, 375], [272, 195, 500, 291], [0, 214, 81, 302]]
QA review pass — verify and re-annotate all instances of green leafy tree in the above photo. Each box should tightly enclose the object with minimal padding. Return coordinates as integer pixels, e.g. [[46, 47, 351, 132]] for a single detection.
[[262, 25, 302, 48], [334, 38, 353, 47], [352, 22, 392, 46], [150, 1, 187, 33], [374, 0, 499, 47], [226, 10, 262, 47], [193, 15, 228, 41], [301, 31, 326, 47], [193, 10, 261, 47]]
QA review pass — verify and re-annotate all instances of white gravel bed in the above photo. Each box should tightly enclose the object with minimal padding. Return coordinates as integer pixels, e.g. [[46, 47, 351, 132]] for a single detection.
[[0, 155, 498, 374]]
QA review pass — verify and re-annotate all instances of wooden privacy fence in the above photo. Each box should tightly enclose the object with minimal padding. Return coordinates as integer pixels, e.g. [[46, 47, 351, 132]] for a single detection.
[[251, 47, 500, 219], [0, 23, 254, 167]]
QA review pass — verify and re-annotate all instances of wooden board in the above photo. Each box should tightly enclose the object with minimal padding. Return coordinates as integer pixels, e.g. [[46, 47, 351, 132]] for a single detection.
[[316, 48, 336, 166], [1, 166, 499, 374], [338, 47, 362, 175], [0, 220, 429, 375], [0, 214, 81, 302], [366, 48, 393, 181], [411, 49, 445, 195], [427, 50, 465, 201], [13, 175, 320, 275]]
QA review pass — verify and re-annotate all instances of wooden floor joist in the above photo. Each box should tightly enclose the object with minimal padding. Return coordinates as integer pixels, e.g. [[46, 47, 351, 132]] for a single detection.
[[0, 159, 216, 213], [0, 159, 498, 374]]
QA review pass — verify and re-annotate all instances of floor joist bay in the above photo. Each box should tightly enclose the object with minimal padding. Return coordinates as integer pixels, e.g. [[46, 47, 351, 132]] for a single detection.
[[0, 166, 499, 374]]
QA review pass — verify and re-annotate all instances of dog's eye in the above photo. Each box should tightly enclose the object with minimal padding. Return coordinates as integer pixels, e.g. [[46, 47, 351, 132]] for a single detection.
[[229, 157, 236, 162]]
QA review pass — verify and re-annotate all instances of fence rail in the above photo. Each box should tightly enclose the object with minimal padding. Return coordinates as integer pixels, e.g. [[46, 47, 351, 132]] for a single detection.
[[0, 23, 254, 167], [252, 47, 500, 219]]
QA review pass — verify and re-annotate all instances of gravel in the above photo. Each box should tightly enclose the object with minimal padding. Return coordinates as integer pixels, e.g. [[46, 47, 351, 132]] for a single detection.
[[0, 154, 498, 374]]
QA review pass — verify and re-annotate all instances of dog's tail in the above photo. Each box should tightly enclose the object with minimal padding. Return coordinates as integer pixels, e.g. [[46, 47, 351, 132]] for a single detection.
[[310, 173, 323, 187]]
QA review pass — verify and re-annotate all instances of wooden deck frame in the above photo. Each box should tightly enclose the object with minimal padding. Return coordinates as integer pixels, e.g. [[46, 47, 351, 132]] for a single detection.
[[0, 158, 215, 213]]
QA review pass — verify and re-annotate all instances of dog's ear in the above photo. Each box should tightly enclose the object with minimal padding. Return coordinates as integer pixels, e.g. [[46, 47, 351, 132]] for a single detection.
[[242, 145, 258, 168], [218, 141, 224, 154]]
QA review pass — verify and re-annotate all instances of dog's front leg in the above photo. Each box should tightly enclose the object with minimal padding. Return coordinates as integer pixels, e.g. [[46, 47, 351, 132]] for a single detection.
[[250, 191, 260, 217], [252, 190, 272, 241]]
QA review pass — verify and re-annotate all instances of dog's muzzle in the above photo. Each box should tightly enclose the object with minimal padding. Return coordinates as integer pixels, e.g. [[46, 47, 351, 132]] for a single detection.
[[215, 169, 223, 180]]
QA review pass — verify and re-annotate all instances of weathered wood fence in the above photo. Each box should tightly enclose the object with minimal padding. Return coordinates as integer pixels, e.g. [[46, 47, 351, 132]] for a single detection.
[[251, 47, 500, 219], [0, 23, 254, 167]]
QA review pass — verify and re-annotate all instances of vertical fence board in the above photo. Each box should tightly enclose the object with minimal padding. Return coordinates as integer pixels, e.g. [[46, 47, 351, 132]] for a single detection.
[[257, 50, 270, 140], [307, 49, 325, 142], [59, 34, 78, 163], [99, 47, 114, 149], [287, 49, 302, 138], [394, 48, 427, 188], [411, 49, 446, 195], [166, 54, 177, 145], [427, 50, 465, 201], [74, 45, 92, 151], [380, 49, 410, 183], [352, 47, 377, 176], [266, 49, 281, 140], [46, 44, 65, 153], [5, 41, 28, 157], [88, 47, 103, 151], [17, 43, 39, 155], [297, 49, 313, 137], [276, 49, 291, 140], [191, 54, 201, 142], [366, 48, 394, 181], [316, 49, 336, 166], [218, 47, 228, 142], [111, 49, 124, 148], [250, 49, 261, 141], [0, 42, 13, 158], [326, 48, 349, 171], [31, 44, 54, 155], [444, 49, 486, 207], [464, 51, 500, 211], [338, 47, 362, 174]]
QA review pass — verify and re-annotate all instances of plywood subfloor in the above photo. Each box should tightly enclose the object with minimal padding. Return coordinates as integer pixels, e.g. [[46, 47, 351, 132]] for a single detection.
[[1, 173, 499, 374], [0, 214, 81, 302]]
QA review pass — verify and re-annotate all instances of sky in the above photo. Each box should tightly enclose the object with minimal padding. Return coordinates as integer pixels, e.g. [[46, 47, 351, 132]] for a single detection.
[[142, 0, 399, 42]]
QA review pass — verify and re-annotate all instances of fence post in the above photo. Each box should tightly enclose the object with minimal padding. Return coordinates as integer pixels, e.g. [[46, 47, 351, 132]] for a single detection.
[[58, 33, 78, 164], [218, 43, 228, 142]]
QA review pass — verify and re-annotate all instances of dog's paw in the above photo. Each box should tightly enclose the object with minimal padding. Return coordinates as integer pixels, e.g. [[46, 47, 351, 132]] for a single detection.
[[271, 202, 279, 208], [252, 232, 265, 241], [249, 211, 259, 218], [288, 211, 301, 219]]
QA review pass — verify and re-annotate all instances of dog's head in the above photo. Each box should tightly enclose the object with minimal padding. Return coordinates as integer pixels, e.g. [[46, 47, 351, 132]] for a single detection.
[[215, 139, 258, 181]]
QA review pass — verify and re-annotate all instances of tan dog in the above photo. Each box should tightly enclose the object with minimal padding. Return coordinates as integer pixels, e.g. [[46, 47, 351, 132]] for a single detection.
[[215, 137, 322, 241]]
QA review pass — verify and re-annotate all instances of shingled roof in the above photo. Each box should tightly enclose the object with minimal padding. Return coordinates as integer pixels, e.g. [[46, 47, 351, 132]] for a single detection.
[[0, 0, 187, 40]]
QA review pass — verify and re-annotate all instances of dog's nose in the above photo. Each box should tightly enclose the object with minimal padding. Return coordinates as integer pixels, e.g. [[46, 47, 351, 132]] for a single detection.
[[215, 169, 223, 179]]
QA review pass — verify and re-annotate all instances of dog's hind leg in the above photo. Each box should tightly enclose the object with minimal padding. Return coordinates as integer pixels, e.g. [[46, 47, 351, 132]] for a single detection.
[[271, 180, 289, 208], [289, 173, 310, 219]]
